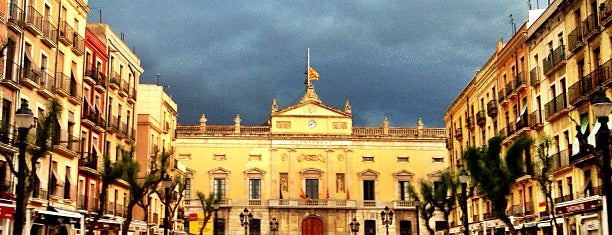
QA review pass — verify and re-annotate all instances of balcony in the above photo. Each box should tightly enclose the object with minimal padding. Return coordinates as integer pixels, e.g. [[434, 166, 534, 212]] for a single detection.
[[583, 13, 600, 40], [36, 71, 55, 98], [41, 18, 58, 48], [514, 71, 527, 93], [446, 138, 453, 150], [109, 72, 120, 90], [119, 80, 129, 97], [117, 121, 128, 139], [553, 195, 572, 204], [78, 195, 100, 212], [475, 110, 486, 127], [568, 26, 584, 53], [58, 21, 74, 46], [544, 93, 568, 121], [1, 61, 21, 90], [530, 67, 541, 86], [68, 81, 82, 105], [514, 112, 529, 135], [550, 149, 570, 173], [71, 33, 84, 56], [473, 214, 480, 222], [505, 81, 515, 99], [483, 212, 494, 220], [52, 133, 81, 159], [466, 116, 475, 130], [454, 128, 463, 141], [7, 2, 23, 32], [21, 67, 41, 89], [487, 100, 498, 117], [107, 115, 120, 134], [568, 77, 590, 106], [25, 7, 43, 35], [79, 151, 98, 171], [0, 123, 18, 153], [128, 88, 137, 104], [525, 201, 534, 215], [602, 0, 612, 26], [529, 110, 543, 129], [542, 45, 566, 76]]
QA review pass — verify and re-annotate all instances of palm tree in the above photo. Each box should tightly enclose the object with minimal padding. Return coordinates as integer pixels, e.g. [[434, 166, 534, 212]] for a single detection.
[[464, 135, 532, 232], [86, 155, 128, 235]]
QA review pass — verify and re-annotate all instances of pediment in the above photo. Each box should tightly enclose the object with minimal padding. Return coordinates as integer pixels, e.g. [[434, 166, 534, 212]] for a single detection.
[[427, 170, 443, 181], [393, 170, 415, 181], [358, 169, 380, 180], [208, 167, 230, 178], [274, 102, 350, 118]]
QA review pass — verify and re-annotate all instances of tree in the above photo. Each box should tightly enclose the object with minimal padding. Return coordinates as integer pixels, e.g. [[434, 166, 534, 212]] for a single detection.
[[408, 171, 457, 235], [7, 98, 62, 235], [464, 135, 532, 232], [121, 150, 170, 235], [154, 176, 187, 231], [196, 191, 220, 235], [86, 155, 129, 235], [532, 136, 559, 230]]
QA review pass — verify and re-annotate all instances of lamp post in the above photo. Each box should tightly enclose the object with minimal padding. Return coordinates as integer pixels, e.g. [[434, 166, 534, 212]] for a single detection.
[[212, 202, 219, 235], [239, 208, 253, 235], [459, 169, 470, 235], [13, 99, 34, 235], [381, 205, 394, 235], [591, 88, 612, 235], [162, 175, 172, 235], [414, 198, 421, 235], [269, 217, 279, 235], [349, 217, 360, 235]]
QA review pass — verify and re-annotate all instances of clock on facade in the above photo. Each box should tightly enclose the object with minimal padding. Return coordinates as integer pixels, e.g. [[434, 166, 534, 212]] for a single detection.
[[307, 120, 316, 128]]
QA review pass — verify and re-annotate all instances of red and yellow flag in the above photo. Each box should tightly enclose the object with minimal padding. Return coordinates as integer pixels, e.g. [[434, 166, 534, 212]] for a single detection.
[[300, 188, 306, 199], [307, 66, 319, 80]]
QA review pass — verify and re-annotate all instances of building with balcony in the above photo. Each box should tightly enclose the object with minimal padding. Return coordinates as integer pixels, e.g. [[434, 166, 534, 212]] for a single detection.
[[135, 84, 179, 233], [176, 81, 448, 235], [445, 1, 612, 235]]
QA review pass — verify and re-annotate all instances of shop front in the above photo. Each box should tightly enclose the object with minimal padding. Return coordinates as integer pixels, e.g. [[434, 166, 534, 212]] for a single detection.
[[127, 220, 148, 235], [33, 207, 83, 235], [0, 201, 14, 235], [555, 196, 603, 235]]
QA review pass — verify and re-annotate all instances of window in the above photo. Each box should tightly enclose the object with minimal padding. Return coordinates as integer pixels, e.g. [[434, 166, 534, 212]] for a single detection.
[[305, 179, 318, 199], [398, 181, 410, 200], [363, 180, 375, 200], [213, 178, 226, 199], [364, 220, 376, 235], [432, 157, 444, 163], [399, 220, 412, 235], [214, 218, 225, 235], [397, 156, 409, 163], [249, 179, 260, 199], [185, 178, 191, 204], [64, 166, 71, 199], [362, 156, 374, 162]]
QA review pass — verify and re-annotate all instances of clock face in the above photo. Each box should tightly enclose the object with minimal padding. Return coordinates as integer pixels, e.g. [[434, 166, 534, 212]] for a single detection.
[[307, 120, 316, 128]]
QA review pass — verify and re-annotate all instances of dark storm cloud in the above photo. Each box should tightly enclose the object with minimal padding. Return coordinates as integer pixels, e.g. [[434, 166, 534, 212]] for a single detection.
[[88, 0, 529, 127]]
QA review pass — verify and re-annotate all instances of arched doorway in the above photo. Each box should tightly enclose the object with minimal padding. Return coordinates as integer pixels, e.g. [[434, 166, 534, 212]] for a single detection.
[[301, 217, 323, 235]]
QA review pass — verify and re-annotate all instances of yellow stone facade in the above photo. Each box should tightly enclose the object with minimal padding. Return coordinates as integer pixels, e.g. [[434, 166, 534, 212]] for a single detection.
[[176, 84, 448, 235], [446, 1, 612, 235]]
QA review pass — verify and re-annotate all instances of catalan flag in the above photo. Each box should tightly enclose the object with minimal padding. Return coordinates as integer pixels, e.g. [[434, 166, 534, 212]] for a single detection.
[[307, 66, 319, 80]]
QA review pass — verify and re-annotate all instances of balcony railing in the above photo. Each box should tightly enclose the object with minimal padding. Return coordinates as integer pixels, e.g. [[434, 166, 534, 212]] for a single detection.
[[529, 110, 543, 128], [530, 67, 541, 86], [583, 13, 600, 39], [601, 0, 612, 25], [553, 195, 572, 204], [568, 26, 584, 52], [487, 100, 498, 117], [466, 116, 475, 130], [543, 45, 566, 75], [58, 21, 74, 45], [525, 201, 534, 215], [498, 88, 506, 103], [476, 110, 486, 127], [550, 149, 569, 171], [544, 93, 567, 120], [71, 33, 84, 55], [8, 2, 24, 31], [514, 71, 527, 91], [41, 18, 57, 47], [25, 6, 43, 35], [454, 128, 463, 140], [79, 151, 98, 170]]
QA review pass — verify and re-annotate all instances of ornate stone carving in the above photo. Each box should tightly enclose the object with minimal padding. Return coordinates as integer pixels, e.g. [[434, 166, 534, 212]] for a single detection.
[[337, 154, 344, 161], [297, 154, 325, 162]]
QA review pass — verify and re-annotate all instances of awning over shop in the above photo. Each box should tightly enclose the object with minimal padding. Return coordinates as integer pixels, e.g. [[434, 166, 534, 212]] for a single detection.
[[0, 203, 15, 219], [537, 218, 564, 227], [93, 219, 121, 231], [35, 207, 83, 227], [129, 220, 148, 232]]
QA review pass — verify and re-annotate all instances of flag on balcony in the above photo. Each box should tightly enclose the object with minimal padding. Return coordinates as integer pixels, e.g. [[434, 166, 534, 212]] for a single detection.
[[326, 188, 330, 199], [299, 188, 306, 199], [346, 190, 350, 200]]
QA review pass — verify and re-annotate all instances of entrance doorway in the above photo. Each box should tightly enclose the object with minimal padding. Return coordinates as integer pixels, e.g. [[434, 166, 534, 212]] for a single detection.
[[301, 217, 323, 235]]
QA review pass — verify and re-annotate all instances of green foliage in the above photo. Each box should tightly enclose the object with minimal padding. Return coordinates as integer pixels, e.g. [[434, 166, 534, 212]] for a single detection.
[[196, 191, 221, 235], [464, 135, 532, 231]]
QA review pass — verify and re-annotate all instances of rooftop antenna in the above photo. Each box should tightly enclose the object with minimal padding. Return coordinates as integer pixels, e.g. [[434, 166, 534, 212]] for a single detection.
[[156, 74, 160, 85], [510, 14, 516, 35], [528, 0, 531, 10], [99, 9, 102, 23]]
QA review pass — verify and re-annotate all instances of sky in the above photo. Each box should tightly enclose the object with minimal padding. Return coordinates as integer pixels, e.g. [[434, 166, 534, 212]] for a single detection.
[[86, 1, 545, 127]]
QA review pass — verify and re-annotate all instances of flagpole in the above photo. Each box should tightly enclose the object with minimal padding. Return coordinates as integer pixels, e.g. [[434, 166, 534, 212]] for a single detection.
[[307, 48, 311, 86]]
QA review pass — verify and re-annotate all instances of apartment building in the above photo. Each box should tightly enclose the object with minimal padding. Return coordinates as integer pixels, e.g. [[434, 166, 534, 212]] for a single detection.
[[135, 84, 179, 234], [175, 82, 448, 235], [446, 1, 612, 235]]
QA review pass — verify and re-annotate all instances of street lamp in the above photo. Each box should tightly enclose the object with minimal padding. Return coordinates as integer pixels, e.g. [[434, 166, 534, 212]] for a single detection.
[[381, 205, 394, 235], [213, 202, 219, 235], [239, 208, 253, 235], [414, 198, 421, 235], [349, 217, 360, 235], [162, 175, 172, 235], [591, 88, 612, 235], [269, 217, 279, 234], [13, 99, 34, 235], [459, 169, 470, 235]]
